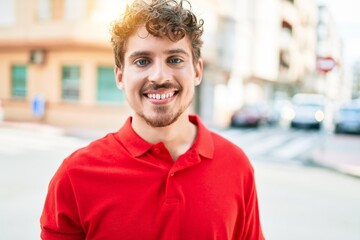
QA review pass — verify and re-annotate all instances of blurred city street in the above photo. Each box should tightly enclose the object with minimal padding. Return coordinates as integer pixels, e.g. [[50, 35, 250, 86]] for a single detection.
[[1, 0, 360, 239], [0, 122, 359, 240]]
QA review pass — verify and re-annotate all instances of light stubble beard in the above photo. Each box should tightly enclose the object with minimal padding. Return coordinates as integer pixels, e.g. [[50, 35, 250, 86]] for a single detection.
[[138, 96, 193, 128], [136, 81, 193, 128]]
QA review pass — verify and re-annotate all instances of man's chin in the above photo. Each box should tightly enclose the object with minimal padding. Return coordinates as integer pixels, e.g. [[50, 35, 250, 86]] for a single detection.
[[144, 117, 175, 128], [141, 114, 180, 128]]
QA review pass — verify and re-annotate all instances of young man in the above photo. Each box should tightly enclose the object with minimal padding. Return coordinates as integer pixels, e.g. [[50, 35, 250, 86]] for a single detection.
[[40, 0, 265, 239]]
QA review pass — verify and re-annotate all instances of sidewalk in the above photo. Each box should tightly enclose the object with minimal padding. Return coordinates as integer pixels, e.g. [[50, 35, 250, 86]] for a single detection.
[[0, 120, 65, 135], [311, 134, 360, 178], [313, 150, 360, 178], [0, 120, 114, 140]]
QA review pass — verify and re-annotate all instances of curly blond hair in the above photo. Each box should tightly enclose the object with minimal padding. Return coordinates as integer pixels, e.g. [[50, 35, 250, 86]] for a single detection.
[[111, 0, 204, 68]]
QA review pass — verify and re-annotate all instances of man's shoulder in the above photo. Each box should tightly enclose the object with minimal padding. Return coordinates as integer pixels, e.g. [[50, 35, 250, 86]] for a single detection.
[[47, 132, 124, 187], [209, 130, 254, 170], [210, 130, 241, 150], [63, 132, 121, 166]]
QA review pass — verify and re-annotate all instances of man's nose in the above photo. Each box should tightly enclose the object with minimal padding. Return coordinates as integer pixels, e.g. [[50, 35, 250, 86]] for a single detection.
[[148, 61, 171, 83]]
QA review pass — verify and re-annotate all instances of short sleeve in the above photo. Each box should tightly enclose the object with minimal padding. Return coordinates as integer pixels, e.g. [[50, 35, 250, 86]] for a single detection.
[[240, 168, 265, 240], [40, 163, 85, 240]]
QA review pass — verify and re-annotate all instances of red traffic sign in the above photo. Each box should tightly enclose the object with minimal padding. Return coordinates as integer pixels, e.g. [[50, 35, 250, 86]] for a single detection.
[[317, 56, 336, 73]]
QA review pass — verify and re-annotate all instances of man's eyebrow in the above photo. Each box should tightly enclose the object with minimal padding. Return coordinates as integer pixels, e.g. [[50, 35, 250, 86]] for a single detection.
[[127, 49, 190, 59], [128, 51, 151, 59], [167, 49, 190, 56]]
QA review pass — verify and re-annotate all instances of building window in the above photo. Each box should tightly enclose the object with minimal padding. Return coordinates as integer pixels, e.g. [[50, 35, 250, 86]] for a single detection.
[[64, 0, 86, 20], [281, 21, 293, 35], [0, 0, 15, 26], [97, 66, 124, 103], [37, 0, 64, 21], [37, 0, 51, 21], [279, 50, 290, 69], [62, 66, 80, 101], [11, 65, 27, 98], [90, 0, 126, 23]]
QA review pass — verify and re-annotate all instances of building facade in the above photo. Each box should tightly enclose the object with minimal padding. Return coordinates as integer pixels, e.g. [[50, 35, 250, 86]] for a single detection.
[[212, 0, 323, 126], [0, 0, 133, 128], [0, 0, 240, 128], [352, 61, 360, 99], [0, 0, 345, 128]]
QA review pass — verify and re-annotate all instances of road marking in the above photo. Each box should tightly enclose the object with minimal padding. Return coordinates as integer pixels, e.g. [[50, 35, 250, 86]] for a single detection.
[[271, 135, 318, 159], [215, 128, 321, 161], [245, 134, 289, 156]]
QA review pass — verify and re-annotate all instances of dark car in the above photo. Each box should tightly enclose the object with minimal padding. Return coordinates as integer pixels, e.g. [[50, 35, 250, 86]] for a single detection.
[[230, 105, 266, 128], [334, 102, 360, 134]]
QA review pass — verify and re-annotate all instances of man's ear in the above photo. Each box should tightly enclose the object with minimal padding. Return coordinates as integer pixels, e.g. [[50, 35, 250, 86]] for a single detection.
[[194, 58, 203, 86], [114, 66, 124, 90]]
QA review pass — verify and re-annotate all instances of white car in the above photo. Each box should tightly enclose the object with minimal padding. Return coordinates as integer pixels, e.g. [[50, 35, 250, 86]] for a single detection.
[[288, 94, 325, 130]]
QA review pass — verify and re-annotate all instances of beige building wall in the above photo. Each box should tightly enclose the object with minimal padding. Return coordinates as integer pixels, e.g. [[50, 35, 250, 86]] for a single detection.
[[0, 0, 132, 128], [0, 47, 132, 127]]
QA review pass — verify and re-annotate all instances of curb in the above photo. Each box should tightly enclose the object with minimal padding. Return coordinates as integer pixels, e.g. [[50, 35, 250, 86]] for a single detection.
[[0, 121, 65, 135], [0, 121, 114, 140], [312, 150, 360, 178]]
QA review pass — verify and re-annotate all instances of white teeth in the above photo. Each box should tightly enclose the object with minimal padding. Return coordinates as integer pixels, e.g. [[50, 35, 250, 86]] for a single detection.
[[147, 92, 174, 100]]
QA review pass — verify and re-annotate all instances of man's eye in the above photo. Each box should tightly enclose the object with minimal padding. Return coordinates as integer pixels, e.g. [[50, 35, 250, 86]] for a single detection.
[[135, 59, 149, 66], [168, 58, 183, 64]]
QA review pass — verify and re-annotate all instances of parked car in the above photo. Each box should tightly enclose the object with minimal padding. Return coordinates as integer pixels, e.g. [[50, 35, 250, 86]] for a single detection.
[[289, 93, 325, 130], [230, 105, 267, 128], [334, 101, 360, 134], [266, 99, 293, 126]]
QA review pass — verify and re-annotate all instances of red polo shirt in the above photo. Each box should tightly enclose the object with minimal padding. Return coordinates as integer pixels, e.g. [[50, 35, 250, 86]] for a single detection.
[[40, 115, 264, 240]]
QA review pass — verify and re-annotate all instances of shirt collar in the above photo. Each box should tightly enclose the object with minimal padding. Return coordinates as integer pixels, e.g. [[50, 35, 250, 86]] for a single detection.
[[117, 115, 214, 159], [117, 117, 153, 157], [189, 115, 214, 159]]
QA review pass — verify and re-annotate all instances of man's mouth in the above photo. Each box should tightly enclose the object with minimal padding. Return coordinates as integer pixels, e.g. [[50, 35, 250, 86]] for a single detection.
[[146, 92, 175, 100], [142, 82, 180, 103]]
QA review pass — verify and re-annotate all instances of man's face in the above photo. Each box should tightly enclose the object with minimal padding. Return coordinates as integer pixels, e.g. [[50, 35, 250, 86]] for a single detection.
[[115, 26, 203, 128]]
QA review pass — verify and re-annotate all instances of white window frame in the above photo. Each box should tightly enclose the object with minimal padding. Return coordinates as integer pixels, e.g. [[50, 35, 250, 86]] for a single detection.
[[0, 0, 15, 26]]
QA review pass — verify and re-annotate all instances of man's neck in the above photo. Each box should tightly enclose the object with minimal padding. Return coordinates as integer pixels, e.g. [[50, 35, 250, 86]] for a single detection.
[[131, 113, 197, 161]]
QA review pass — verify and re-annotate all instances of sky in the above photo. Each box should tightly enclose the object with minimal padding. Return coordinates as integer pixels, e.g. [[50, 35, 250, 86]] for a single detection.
[[317, 0, 360, 68]]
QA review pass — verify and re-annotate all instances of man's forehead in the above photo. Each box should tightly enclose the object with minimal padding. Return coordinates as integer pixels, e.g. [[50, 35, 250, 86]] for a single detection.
[[125, 26, 192, 56]]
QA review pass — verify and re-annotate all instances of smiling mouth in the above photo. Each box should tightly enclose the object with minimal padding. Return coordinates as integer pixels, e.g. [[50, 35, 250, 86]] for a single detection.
[[142, 82, 180, 102], [146, 92, 176, 100]]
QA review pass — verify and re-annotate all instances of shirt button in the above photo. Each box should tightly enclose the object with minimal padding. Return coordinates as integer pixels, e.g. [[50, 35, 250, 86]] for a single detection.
[[153, 148, 161, 154], [170, 172, 175, 177]]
